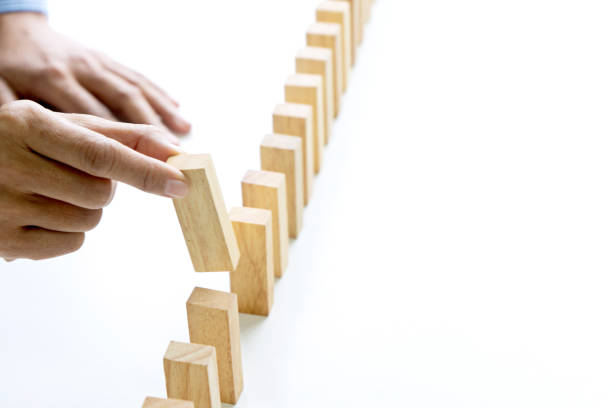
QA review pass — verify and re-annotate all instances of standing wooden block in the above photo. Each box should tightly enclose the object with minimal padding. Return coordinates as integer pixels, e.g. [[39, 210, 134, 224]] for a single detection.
[[163, 341, 221, 408], [229, 207, 274, 316], [187, 288, 244, 405], [331, 0, 359, 64], [272, 103, 314, 205], [296, 47, 335, 133], [142, 397, 194, 408], [260, 134, 303, 239], [242, 170, 288, 278], [307, 23, 343, 116], [285, 74, 325, 174], [167, 154, 240, 272], [316, 1, 352, 91]]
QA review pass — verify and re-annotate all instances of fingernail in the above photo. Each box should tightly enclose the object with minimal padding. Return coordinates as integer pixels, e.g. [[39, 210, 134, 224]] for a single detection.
[[172, 115, 191, 133], [165, 180, 189, 198]]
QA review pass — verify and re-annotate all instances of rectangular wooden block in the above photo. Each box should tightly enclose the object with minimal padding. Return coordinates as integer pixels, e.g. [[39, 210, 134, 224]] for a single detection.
[[163, 341, 221, 408], [317, 1, 352, 91], [307, 23, 343, 118], [285, 74, 325, 174], [272, 103, 314, 205], [296, 46, 335, 141], [167, 154, 240, 272], [260, 134, 303, 239], [142, 397, 194, 408], [242, 170, 288, 277], [333, 0, 362, 48], [229, 207, 274, 316], [187, 288, 244, 405]]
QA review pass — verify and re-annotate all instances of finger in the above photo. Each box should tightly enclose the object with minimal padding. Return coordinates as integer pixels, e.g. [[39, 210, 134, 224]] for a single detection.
[[0, 77, 17, 106], [14, 227, 85, 260], [19, 194, 103, 232]]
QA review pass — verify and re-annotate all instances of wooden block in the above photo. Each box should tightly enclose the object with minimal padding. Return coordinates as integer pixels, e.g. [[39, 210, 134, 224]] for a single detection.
[[187, 288, 244, 405], [285, 74, 325, 174], [260, 134, 303, 239], [332, 0, 362, 47], [272, 103, 314, 205], [142, 397, 194, 408], [296, 47, 335, 137], [163, 341, 221, 408], [306, 23, 343, 117], [229, 207, 274, 316], [242, 170, 288, 277], [317, 1, 352, 91], [167, 154, 240, 272]]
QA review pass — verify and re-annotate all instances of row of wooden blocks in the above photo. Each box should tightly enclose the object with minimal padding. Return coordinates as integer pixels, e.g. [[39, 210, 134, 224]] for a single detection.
[[143, 0, 376, 407]]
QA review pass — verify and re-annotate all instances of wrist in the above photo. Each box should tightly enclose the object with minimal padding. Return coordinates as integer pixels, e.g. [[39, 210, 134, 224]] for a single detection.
[[0, 12, 47, 30]]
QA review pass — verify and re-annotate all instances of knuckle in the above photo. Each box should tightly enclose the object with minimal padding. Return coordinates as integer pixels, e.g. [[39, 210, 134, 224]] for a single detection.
[[70, 54, 99, 72], [80, 138, 117, 177], [118, 85, 143, 102], [39, 62, 70, 82], [79, 209, 103, 231], [0, 100, 40, 121], [84, 178, 114, 209]]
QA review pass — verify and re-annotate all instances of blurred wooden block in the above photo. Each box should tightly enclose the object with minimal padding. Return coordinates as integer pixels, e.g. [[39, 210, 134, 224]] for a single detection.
[[260, 134, 303, 238], [142, 397, 194, 408], [307, 23, 343, 116], [333, 0, 362, 47], [229, 207, 274, 316], [163, 341, 221, 408], [167, 154, 240, 272], [296, 47, 335, 131], [317, 1, 351, 91], [285, 74, 325, 174], [242, 170, 288, 277], [272, 103, 314, 205], [187, 288, 244, 405]]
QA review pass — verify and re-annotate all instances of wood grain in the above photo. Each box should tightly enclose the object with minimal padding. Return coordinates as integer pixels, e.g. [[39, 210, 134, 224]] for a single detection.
[[316, 1, 352, 91], [142, 397, 194, 408]]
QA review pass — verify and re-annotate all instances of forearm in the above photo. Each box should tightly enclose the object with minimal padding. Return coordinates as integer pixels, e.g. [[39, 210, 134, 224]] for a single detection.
[[0, 0, 46, 14]]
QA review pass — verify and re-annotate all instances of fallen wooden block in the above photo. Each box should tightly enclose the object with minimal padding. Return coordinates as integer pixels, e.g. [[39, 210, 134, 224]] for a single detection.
[[167, 154, 240, 272], [272, 103, 314, 205], [306, 23, 343, 116], [242, 170, 288, 278], [296, 46, 335, 132], [285, 74, 325, 174], [142, 397, 194, 408], [229, 207, 274, 316], [316, 1, 352, 91], [260, 134, 304, 239], [163, 341, 221, 408], [187, 288, 244, 405]]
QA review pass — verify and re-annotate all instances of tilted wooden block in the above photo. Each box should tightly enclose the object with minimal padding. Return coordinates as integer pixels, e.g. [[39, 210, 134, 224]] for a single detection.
[[142, 397, 194, 408], [167, 154, 240, 272], [317, 1, 352, 91], [229, 207, 274, 316], [163, 341, 221, 408], [260, 134, 303, 239], [242, 170, 288, 277], [272, 103, 314, 205], [187, 288, 244, 405], [332, 0, 362, 48], [285, 74, 325, 174], [307, 23, 343, 118], [296, 47, 335, 137]]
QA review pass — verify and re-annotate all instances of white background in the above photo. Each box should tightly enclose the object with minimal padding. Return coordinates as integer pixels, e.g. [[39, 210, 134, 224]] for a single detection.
[[2, 0, 612, 406]]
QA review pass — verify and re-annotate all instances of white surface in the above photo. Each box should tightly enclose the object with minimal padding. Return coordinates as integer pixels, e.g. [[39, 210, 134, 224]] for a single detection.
[[2, 0, 612, 406]]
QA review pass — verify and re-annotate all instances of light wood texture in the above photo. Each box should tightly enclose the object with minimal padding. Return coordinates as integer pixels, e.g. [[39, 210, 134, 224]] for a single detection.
[[316, 1, 351, 91], [241, 170, 289, 278], [142, 397, 194, 408], [272, 103, 314, 205], [229, 207, 274, 316], [285, 74, 325, 174], [306, 23, 343, 119], [260, 134, 304, 239], [187, 288, 244, 405], [167, 154, 240, 272], [296, 47, 335, 136], [163, 341, 221, 408], [333, 0, 362, 48]]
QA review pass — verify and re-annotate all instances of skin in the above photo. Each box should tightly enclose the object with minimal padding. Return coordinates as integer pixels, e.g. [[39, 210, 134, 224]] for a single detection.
[[0, 100, 190, 261]]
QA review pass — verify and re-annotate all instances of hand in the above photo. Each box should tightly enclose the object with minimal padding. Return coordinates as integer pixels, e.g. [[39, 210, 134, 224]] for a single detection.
[[0, 100, 189, 261], [0, 12, 191, 135]]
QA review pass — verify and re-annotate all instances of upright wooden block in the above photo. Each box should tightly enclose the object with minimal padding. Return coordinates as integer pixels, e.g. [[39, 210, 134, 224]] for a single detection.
[[272, 103, 314, 205], [285, 74, 325, 174], [187, 288, 244, 405], [163, 341, 221, 408], [260, 134, 303, 239], [333, 0, 362, 48], [296, 47, 335, 136], [307, 23, 343, 117], [142, 397, 194, 408], [167, 154, 240, 272], [316, 1, 352, 91], [242, 170, 288, 277], [229, 207, 274, 316]]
